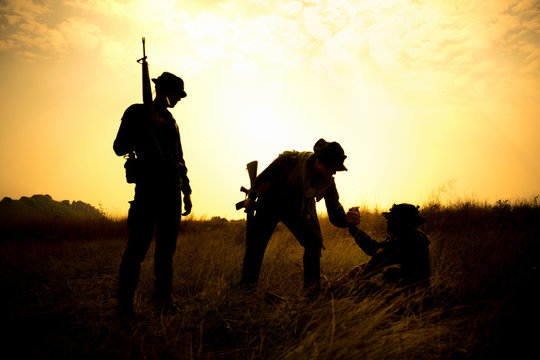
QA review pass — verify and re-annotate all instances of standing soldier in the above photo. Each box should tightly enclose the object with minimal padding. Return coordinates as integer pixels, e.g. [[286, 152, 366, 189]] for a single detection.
[[113, 72, 192, 318], [240, 139, 355, 298]]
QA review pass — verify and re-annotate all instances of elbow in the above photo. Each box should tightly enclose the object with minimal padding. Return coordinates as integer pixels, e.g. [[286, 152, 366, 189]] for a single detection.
[[113, 141, 127, 157], [113, 147, 124, 157]]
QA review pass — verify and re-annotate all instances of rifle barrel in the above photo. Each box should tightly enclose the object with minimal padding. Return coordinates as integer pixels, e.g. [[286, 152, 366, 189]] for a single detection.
[[139, 37, 152, 106], [142, 37, 146, 58]]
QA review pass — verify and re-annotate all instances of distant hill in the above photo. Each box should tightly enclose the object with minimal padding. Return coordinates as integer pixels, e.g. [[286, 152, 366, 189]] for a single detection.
[[0, 194, 105, 221]]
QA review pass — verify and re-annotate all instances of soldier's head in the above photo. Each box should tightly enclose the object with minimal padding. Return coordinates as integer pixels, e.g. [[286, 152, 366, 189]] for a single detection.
[[383, 203, 425, 234], [313, 138, 347, 178], [152, 72, 187, 107]]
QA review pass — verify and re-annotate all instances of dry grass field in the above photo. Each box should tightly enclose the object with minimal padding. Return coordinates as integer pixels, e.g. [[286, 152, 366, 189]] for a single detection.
[[1, 199, 539, 359]]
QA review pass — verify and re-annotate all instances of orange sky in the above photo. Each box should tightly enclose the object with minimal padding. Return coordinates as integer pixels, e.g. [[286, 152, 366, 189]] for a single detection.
[[1, 0, 539, 219]]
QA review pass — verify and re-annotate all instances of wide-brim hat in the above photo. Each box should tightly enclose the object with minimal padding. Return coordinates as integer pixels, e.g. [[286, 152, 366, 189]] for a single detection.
[[152, 72, 187, 98], [313, 138, 347, 172], [383, 203, 425, 226]]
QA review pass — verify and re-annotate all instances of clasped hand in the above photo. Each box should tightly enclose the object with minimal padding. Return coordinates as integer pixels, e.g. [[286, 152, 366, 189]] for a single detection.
[[346, 207, 361, 226]]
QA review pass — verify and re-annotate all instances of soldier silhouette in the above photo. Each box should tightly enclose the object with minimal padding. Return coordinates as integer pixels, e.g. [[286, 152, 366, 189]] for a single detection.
[[240, 139, 357, 298], [334, 203, 431, 295], [113, 72, 192, 318]]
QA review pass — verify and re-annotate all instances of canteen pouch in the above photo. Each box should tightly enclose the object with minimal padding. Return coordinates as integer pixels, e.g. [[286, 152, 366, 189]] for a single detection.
[[124, 152, 138, 184]]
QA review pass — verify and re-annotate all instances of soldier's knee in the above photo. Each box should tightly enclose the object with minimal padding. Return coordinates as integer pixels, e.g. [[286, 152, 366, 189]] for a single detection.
[[127, 201, 142, 229], [154, 247, 175, 263], [121, 250, 145, 269]]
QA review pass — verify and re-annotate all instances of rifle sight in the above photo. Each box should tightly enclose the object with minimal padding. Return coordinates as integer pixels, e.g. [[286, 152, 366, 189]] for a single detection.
[[137, 37, 147, 63]]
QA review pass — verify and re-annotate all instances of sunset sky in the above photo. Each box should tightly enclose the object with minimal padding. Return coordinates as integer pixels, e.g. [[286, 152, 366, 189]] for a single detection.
[[1, 0, 539, 220]]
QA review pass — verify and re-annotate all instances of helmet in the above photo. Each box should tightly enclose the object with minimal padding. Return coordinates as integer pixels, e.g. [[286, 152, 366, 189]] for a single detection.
[[383, 203, 425, 226]]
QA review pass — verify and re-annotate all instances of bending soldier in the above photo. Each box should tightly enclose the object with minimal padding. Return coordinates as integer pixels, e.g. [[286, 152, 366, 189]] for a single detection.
[[240, 139, 355, 298], [340, 203, 430, 291], [113, 72, 192, 318]]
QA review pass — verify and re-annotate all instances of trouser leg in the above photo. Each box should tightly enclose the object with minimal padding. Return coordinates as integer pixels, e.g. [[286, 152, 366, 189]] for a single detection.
[[302, 244, 322, 287], [241, 207, 279, 285], [283, 216, 323, 288], [118, 201, 154, 306], [154, 205, 180, 302]]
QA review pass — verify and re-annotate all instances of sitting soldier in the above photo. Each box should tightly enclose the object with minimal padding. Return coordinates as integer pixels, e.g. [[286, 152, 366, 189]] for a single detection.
[[335, 203, 431, 294]]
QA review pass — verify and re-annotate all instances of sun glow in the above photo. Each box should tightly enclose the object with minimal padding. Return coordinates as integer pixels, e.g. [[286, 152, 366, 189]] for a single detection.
[[0, 0, 538, 219]]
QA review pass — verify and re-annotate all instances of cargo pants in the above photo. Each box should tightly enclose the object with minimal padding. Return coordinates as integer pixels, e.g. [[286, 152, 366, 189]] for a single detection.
[[241, 199, 323, 288], [117, 187, 181, 306]]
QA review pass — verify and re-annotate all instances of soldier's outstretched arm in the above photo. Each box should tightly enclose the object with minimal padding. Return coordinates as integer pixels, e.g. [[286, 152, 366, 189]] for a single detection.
[[324, 181, 349, 228], [349, 226, 381, 256]]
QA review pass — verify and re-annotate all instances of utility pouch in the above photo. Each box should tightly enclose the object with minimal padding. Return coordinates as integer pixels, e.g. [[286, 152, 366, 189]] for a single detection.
[[124, 152, 138, 184]]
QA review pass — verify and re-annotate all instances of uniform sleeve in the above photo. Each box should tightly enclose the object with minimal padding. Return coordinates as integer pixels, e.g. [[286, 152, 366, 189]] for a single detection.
[[113, 105, 138, 156], [323, 180, 348, 228], [176, 124, 191, 195], [348, 227, 382, 256]]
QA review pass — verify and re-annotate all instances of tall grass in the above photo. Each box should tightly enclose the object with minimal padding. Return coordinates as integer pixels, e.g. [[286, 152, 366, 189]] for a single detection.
[[1, 199, 538, 359]]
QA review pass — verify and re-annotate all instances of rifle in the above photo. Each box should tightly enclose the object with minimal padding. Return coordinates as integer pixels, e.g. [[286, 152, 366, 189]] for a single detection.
[[124, 37, 153, 184], [137, 37, 152, 106], [236, 160, 258, 243], [236, 161, 258, 211]]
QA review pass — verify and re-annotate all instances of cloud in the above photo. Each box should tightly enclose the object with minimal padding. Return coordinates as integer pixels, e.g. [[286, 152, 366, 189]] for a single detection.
[[0, 0, 51, 20], [0, 0, 129, 70], [101, 39, 128, 71], [0, 0, 64, 59], [58, 17, 102, 50], [3, 13, 23, 25], [64, 0, 131, 17], [1, 0, 538, 103], [184, 0, 539, 106], [312, 0, 540, 103], [511, 0, 540, 14], [65, 0, 188, 31]]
